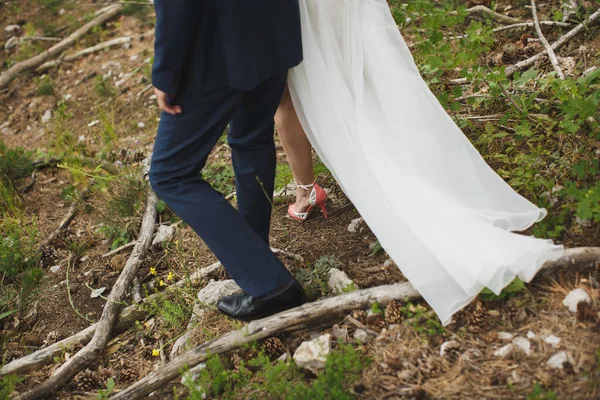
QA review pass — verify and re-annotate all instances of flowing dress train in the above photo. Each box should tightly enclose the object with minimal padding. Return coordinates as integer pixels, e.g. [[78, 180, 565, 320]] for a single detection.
[[288, 0, 564, 325]]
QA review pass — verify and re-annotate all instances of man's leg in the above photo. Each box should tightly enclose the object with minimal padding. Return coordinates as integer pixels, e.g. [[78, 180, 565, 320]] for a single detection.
[[149, 87, 294, 298], [228, 72, 288, 244]]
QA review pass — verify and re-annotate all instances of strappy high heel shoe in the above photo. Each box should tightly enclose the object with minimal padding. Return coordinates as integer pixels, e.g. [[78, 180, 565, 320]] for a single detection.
[[287, 181, 328, 222]]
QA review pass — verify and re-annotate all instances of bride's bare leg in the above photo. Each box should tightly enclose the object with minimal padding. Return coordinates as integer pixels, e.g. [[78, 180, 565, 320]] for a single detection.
[[275, 84, 314, 212]]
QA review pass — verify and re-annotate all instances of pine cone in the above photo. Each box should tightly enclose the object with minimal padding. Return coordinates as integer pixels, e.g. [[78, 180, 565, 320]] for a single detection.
[[523, 46, 538, 58], [118, 365, 138, 382], [351, 309, 367, 325], [366, 313, 386, 330], [501, 51, 517, 65], [385, 301, 404, 325], [261, 337, 286, 358], [72, 368, 112, 391], [40, 245, 57, 268], [467, 300, 487, 332]]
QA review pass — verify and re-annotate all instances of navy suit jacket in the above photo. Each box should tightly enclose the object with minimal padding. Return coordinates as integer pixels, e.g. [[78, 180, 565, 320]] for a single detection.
[[152, 0, 303, 95]]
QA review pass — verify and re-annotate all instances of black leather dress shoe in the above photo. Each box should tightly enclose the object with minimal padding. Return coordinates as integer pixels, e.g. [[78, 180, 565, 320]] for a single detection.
[[217, 280, 306, 321]]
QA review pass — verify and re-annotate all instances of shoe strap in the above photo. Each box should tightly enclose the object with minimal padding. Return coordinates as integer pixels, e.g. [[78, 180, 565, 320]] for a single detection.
[[295, 181, 316, 191]]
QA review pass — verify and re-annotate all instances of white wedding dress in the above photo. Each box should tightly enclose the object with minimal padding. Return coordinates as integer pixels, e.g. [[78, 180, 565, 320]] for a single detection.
[[288, 0, 564, 325]]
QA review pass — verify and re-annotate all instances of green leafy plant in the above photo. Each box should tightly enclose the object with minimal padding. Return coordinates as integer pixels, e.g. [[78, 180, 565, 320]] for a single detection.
[[295, 255, 339, 300], [36, 76, 54, 96], [96, 378, 116, 400], [95, 75, 116, 98], [203, 162, 235, 194], [0, 375, 23, 399], [183, 344, 368, 400], [527, 383, 557, 400], [480, 277, 526, 301], [0, 140, 34, 185]]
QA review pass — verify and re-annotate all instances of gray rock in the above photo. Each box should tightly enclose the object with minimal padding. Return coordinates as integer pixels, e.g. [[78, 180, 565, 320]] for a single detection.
[[4, 24, 20, 33], [347, 217, 364, 233], [41, 110, 52, 124], [497, 332, 514, 341], [5, 36, 19, 50], [493, 344, 513, 358], [353, 329, 369, 344], [562, 288, 591, 313], [293, 334, 331, 373], [332, 324, 348, 342], [512, 337, 532, 356], [546, 351, 570, 369], [197, 280, 242, 306], [152, 224, 175, 246], [544, 335, 561, 347], [327, 268, 356, 294], [49, 265, 61, 274]]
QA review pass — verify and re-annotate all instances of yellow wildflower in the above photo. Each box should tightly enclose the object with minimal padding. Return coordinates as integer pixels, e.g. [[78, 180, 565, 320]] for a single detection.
[[149, 267, 157, 275], [167, 271, 174, 282], [152, 349, 160, 357], [159, 280, 166, 287]]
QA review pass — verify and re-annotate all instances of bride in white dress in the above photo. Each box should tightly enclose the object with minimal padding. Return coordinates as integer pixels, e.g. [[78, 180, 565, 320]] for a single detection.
[[276, 0, 564, 325]]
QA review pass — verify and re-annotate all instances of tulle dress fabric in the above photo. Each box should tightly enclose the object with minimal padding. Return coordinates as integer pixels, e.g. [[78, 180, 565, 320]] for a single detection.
[[288, 0, 564, 325]]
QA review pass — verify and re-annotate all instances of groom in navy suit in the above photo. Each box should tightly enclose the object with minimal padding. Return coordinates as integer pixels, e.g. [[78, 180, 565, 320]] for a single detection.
[[150, 0, 305, 320]]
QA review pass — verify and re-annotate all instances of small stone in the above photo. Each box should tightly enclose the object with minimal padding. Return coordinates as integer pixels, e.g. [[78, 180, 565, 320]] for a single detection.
[[497, 332, 514, 341], [88, 120, 100, 127], [293, 334, 331, 373], [152, 224, 174, 246], [129, 55, 140, 62], [327, 268, 356, 294], [5, 24, 20, 33], [563, 288, 591, 313], [277, 353, 288, 362], [78, 135, 86, 143], [150, 94, 157, 100], [137, 122, 145, 128], [493, 344, 514, 358], [439, 340, 460, 357], [512, 337, 532, 356], [354, 329, 369, 344], [180, 363, 207, 386], [41, 110, 52, 124], [547, 352, 569, 369], [144, 57, 152, 64], [332, 324, 348, 342], [511, 370, 521, 383], [59, 8, 66, 15], [347, 217, 364, 233], [544, 335, 561, 347], [50, 265, 61, 274], [5, 36, 19, 50], [197, 280, 242, 306], [526, 331, 536, 339], [90, 287, 106, 299], [397, 370, 412, 381]]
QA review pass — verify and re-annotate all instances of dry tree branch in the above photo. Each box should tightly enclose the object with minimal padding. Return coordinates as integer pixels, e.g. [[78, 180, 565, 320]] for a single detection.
[[531, 0, 565, 79], [14, 191, 158, 400], [37, 30, 155, 72], [0, 4, 123, 90], [2, 247, 597, 382], [505, 7, 600, 76], [110, 283, 421, 400], [563, 0, 578, 22], [449, 5, 522, 24], [111, 247, 599, 400]]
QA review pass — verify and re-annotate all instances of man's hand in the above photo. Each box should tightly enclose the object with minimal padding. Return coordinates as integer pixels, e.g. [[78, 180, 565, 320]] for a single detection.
[[154, 87, 182, 115]]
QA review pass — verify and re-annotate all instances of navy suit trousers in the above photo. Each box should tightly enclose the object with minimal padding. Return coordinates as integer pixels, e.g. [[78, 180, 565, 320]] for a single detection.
[[149, 73, 293, 297]]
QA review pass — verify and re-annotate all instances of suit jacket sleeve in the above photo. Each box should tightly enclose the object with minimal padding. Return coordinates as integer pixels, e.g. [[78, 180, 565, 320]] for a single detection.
[[152, 0, 201, 95]]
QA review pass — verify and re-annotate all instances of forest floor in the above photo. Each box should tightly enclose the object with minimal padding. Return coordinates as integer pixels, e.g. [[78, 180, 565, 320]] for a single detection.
[[0, 1, 599, 399]]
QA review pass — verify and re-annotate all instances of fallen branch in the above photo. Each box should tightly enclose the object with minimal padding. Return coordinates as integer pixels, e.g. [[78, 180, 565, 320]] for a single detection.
[[111, 283, 421, 400], [15, 190, 157, 400], [132, 276, 143, 304], [40, 183, 93, 249], [111, 246, 600, 400], [449, 5, 522, 24], [101, 242, 135, 259], [505, 8, 600, 76], [492, 20, 572, 33], [0, 255, 225, 378], [531, 0, 565, 79], [563, 0, 578, 22], [538, 247, 600, 277], [37, 30, 155, 72], [0, 4, 123, 90], [4, 36, 62, 50]]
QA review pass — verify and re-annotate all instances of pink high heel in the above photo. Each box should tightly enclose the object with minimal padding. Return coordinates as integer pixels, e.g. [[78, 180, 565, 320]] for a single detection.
[[287, 181, 328, 222]]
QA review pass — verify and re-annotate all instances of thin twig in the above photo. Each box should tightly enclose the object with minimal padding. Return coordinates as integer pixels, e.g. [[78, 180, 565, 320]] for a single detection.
[[531, 0, 565, 79]]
